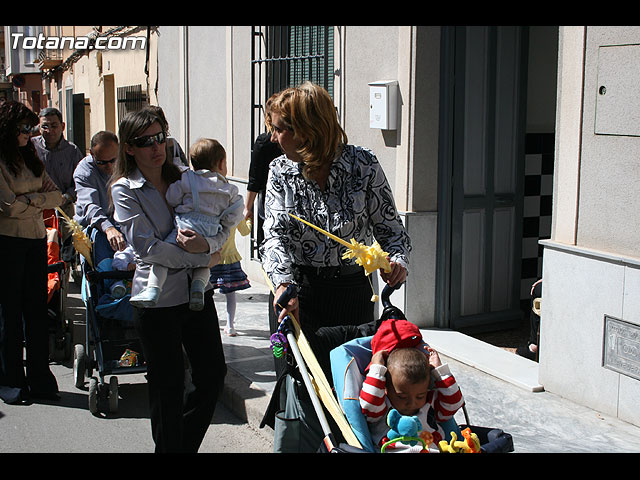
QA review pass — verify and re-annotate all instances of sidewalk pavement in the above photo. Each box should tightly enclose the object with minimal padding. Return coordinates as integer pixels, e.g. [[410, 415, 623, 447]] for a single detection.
[[217, 282, 640, 453]]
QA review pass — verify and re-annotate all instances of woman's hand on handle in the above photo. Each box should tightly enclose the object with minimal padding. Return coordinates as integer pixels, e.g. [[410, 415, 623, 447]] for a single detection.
[[274, 282, 299, 324], [380, 261, 406, 287]]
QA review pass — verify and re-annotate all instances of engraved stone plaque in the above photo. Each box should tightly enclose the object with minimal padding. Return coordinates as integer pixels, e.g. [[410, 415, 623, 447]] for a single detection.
[[603, 315, 640, 381]]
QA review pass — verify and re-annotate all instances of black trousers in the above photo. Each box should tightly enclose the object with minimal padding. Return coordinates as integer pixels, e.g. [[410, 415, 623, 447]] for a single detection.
[[264, 269, 380, 450], [528, 280, 542, 346], [268, 269, 376, 382], [0, 235, 58, 403], [133, 289, 226, 453]]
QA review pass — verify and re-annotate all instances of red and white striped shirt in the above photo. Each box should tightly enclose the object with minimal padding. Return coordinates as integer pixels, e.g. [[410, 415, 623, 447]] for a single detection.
[[359, 363, 464, 450]]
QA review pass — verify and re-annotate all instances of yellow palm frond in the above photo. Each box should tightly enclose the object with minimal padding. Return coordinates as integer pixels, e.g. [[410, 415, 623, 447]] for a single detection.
[[55, 207, 93, 267], [288, 213, 390, 302], [288, 213, 391, 275]]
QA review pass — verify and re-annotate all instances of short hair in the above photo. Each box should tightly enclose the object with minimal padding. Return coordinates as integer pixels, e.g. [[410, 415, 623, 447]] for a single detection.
[[265, 81, 347, 180], [189, 138, 225, 171], [90, 130, 118, 148], [386, 348, 430, 385], [39, 107, 63, 122]]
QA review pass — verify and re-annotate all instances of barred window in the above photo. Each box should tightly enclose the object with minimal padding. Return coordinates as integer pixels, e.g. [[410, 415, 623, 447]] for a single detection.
[[250, 26, 335, 259], [117, 84, 148, 124], [252, 26, 335, 134]]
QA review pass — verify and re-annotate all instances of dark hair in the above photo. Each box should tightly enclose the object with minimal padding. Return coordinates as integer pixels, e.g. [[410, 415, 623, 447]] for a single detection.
[[39, 107, 63, 122], [91, 130, 119, 148], [112, 107, 181, 184], [0, 100, 44, 177], [387, 348, 431, 385]]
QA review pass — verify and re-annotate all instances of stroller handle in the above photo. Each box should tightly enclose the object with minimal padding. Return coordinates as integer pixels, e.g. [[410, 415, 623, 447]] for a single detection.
[[381, 282, 401, 309], [275, 284, 298, 335], [86, 269, 135, 284]]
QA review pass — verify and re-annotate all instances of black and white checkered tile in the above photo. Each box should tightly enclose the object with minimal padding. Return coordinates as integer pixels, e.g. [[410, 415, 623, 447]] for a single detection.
[[521, 133, 554, 310]]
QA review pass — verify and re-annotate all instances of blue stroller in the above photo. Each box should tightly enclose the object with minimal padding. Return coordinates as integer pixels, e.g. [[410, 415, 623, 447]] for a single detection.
[[330, 285, 514, 453], [73, 227, 145, 415]]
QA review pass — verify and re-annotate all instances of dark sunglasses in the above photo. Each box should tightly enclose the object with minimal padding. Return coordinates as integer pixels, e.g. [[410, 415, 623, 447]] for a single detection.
[[129, 131, 167, 148], [17, 124, 33, 135], [95, 158, 117, 166]]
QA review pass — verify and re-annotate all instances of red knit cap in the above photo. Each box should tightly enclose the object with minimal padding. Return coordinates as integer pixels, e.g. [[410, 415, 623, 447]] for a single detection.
[[371, 319, 422, 356]]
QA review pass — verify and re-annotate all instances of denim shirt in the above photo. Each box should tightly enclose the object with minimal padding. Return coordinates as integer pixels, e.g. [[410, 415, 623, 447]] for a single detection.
[[73, 155, 117, 232], [260, 144, 411, 288], [111, 168, 214, 308]]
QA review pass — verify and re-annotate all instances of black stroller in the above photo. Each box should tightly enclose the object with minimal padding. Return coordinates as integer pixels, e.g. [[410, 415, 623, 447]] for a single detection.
[[262, 283, 514, 453], [73, 227, 145, 415]]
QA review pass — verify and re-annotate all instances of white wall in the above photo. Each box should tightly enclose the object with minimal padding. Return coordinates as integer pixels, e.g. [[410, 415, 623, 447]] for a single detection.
[[540, 26, 640, 427], [156, 25, 443, 323]]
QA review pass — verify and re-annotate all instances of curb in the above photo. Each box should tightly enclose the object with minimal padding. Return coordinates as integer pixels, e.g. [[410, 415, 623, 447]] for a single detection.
[[221, 366, 274, 443]]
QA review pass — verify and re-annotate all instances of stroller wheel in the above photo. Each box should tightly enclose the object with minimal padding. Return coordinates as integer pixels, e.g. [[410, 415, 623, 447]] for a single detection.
[[88, 377, 99, 414], [73, 344, 86, 389], [108, 377, 119, 413]]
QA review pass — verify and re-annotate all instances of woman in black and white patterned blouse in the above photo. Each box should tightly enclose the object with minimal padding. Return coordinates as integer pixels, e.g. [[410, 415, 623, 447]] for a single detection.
[[260, 82, 411, 377]]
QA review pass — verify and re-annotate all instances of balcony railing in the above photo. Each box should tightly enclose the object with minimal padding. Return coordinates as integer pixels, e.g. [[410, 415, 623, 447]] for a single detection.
[[38, 50, 63, 70]]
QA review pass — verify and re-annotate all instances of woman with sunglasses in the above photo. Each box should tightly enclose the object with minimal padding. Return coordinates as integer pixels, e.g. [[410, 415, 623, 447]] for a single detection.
[[0, 100, 64, 404], [110, 107, 226, 453]]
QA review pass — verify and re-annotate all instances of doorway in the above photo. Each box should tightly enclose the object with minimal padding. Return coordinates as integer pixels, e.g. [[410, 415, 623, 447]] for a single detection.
[[437, 26, 558, 338], [438, 26, 529, 333]]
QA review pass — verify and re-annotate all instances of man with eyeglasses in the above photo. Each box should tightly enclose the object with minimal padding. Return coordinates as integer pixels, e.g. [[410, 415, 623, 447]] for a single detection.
[[31, 107, 83, 246], [73, 131, 126, 253], [31, 107, 83, 210]]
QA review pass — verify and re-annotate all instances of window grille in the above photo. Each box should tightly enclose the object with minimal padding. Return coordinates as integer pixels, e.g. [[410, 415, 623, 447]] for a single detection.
[[117, 84, 148, 124], [251, 26, 334, 135], [249, 25, 335, 259]]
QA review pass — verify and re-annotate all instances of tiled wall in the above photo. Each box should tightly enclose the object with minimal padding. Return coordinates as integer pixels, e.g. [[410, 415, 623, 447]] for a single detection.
[[520, 133, 554, 311]]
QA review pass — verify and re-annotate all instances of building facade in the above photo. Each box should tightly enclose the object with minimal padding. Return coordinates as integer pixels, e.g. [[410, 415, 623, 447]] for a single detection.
[[3, 25, 158, 154], [157, 25, 640, 428], [156, 25, 558, 331], [5, 25, 638, 429], [539, 26, 640, 428]]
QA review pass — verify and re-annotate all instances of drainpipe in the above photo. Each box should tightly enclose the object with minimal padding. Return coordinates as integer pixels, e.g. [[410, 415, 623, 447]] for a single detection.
[[180, 26, 190, 154]]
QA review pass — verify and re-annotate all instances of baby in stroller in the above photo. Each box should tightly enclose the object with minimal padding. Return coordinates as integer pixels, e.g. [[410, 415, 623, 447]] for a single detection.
[[359, 318, 464, 452]]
